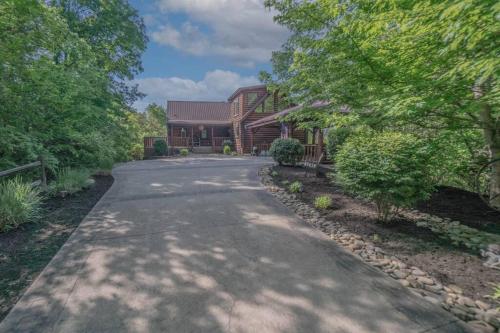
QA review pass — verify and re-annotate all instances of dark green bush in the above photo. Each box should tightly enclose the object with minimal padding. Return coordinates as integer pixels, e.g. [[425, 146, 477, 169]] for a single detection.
[[0, 177, 42, 232], [335, 131, 434, 222], [154, 139, 167, 156], [269, 138, 304, 166]]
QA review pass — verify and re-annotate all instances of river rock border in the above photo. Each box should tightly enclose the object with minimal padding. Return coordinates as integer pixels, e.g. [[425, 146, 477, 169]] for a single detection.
[[260, 166, 500, 333]]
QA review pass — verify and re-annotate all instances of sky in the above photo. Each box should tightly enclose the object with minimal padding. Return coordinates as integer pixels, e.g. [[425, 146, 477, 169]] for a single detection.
[[129, 0, 290, 111]]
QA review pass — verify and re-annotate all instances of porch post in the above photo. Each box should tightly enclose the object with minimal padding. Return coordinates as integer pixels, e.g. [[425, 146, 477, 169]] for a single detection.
[[191, 126, 194, 148], [169, 124, 173, 146], [250, 129, 254, 155], [211, 127, 214, 150], [315, 128, 324, 160]]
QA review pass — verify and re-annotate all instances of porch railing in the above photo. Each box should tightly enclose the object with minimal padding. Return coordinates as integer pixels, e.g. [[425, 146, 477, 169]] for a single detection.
[[213, 137, 232, 147], [256, 143, 271, 154], [171, 136, 191, 147], [303, 144, 319, 161]]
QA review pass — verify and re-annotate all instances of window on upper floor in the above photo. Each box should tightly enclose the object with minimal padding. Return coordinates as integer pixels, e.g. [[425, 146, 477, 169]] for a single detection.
[[233, 99, 239, 116], [246, 92, 258, 106], [264, 95, 274, 112], [255, 95, 275, 113]]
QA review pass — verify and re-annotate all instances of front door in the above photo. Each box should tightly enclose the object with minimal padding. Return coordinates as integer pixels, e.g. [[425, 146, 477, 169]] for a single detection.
[[193, 127, 211, 146]]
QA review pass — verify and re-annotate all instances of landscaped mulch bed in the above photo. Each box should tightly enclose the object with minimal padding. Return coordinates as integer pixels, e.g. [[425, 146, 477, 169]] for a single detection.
[[0, 175, 113, 321], [271, 166, 500, 303]]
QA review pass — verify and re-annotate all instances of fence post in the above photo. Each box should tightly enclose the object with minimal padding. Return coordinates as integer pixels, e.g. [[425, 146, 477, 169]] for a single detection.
[[39, 155, 47, 191]]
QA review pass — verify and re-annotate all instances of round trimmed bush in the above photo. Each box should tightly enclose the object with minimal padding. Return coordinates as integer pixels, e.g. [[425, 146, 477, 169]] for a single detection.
[[180, 148, 189, 156], [153, 139, 167, 156], [335, 131, 434, 222], [269, 138, 304, 166]]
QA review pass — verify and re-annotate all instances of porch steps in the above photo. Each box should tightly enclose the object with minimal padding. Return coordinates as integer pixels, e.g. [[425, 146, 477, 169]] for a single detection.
[[192, 146, 213, 154]]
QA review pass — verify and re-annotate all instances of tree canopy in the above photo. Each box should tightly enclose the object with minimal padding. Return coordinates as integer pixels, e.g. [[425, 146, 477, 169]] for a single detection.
[[263, 0, 500, 208], [0, 0, 150, 171]]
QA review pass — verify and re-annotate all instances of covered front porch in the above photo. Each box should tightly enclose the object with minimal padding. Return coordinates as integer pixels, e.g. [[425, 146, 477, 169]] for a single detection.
[[245, 103, 327, 162], [168, 123, 233, 153]]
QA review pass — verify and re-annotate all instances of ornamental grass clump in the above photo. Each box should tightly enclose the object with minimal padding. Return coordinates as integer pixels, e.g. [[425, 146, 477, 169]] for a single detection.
[[289, 181, 303, 193], [0, 177, 42, 232], [269, 138, 304, 166], [50, 168, 93, 195], [223, 145, 231, 155], [314, 195, 332, 209], [335, 131, 434, 222], [180, 148, 189, 156]]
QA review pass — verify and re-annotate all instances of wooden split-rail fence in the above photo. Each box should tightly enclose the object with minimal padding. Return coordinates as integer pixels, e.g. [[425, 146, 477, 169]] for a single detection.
[[0, 156, 47, 191]]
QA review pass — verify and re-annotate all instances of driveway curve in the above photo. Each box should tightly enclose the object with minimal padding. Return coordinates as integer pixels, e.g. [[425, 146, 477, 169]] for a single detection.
[[0, 156, 471, 333]]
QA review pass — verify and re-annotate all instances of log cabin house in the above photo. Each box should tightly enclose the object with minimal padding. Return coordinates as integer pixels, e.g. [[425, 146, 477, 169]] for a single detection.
[[145, 84, 326, 160]]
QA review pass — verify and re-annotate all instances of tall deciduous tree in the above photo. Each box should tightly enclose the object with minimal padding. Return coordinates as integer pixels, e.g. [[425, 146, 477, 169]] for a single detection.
[[264, 0, 499, 208], [0, 0, 148, 169], [49, 0, 148, 102], [144, 103, 167, 137]]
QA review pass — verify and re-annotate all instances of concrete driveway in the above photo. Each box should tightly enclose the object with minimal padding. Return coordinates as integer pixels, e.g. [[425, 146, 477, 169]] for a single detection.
[[0, 156, 471, 333]]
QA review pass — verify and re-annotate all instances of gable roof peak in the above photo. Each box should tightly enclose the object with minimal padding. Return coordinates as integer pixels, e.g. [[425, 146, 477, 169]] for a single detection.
[[228, 84, 267, 102]]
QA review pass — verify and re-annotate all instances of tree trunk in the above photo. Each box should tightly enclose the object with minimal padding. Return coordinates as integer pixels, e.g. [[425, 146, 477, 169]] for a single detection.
[[479, 103, 500, 209]]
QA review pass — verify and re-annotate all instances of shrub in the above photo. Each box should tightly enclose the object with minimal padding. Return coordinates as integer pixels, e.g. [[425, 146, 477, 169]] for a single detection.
[[335, 131, 434, 222], [223, 145, 231, 155], [153, 139, 167, 156], [269, 138, 304, 166], [50, 168, 93, 195], [271, 170, 279, 177], [130, 143, 144, 160], [0, 177, 42, 232], [97, 157, 114, 172], [289, 181, 303, 193], [493, 284, 500, 310], [180, 148, 189, 156], [314, 195, 332, 209]]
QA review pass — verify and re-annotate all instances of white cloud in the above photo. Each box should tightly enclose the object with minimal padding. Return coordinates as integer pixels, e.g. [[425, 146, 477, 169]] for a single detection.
[[151, 0, 289, 67], [133, 69, 260, 111]]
